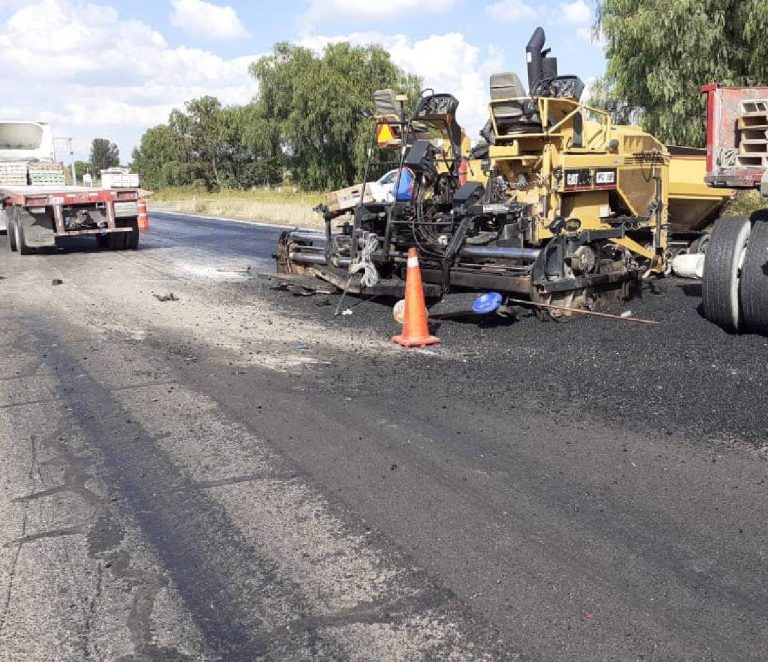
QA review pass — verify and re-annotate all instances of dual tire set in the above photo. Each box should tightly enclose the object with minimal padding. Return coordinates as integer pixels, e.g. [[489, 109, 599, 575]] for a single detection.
[[6, 208, 139, 254], [702, 214, 768, 333]]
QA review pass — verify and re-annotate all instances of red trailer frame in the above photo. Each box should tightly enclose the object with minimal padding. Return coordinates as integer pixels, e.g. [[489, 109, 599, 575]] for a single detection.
[[702, 83, 768, 190], [1, 187, 139, 237]]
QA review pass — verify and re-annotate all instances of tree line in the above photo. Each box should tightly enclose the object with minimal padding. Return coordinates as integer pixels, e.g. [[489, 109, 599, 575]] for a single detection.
[[131, 5, 768, 192], [593, 0, 768, 146], [132, 42, 419, 192]]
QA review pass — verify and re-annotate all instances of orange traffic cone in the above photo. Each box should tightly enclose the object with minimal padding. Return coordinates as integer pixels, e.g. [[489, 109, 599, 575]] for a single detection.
[[392, 248, 440, 348], [137, 199, 150, 231]]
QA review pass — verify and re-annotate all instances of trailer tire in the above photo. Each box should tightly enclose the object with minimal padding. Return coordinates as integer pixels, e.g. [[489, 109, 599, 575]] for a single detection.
[[689, 234, 710, 255], [122, 218, 139, 250], [702, 216, 751, 332], [14, 214, 34, 255], [739, 220, 768, 334], [7, 217, 17, 252], [109, 233, 126, 250]]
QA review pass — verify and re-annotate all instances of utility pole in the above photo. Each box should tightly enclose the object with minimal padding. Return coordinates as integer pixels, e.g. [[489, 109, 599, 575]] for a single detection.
[[68, 138, 76, 186], [53, 136, 77, 185]]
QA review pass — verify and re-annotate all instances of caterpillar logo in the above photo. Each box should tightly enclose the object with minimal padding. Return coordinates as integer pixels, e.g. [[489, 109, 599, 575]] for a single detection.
[[564, 168, 617, 191]]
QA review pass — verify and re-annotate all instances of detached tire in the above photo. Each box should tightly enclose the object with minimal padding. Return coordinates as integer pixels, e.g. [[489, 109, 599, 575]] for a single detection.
[[702, 216, 751, 332], [740, 220, 768, 334]]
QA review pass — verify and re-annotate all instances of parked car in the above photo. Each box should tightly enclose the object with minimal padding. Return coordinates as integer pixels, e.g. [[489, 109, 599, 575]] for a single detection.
[[368, 169, 400, 203]]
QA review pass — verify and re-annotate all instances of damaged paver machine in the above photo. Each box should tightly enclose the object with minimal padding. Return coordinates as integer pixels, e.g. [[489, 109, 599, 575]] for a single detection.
[[275, 29, 732, 319]]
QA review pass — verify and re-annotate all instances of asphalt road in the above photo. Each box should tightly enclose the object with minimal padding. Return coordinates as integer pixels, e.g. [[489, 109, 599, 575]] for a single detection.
[[1, 212, 767, 661]]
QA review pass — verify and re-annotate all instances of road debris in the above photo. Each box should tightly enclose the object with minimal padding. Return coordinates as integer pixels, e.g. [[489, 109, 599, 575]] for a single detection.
[[153, 292, 179, 302], [51, 278, 63, 286], [506, 298, 659, 325]]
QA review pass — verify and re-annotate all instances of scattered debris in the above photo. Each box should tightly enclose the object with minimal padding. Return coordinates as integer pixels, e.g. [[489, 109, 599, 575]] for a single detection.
[[295, 342, 308, 351], [287, 285, 315, 296], [341, 309, 353, 316], [620, 310, 633, 318], [153, 292, 179, 302], [505, 298, 658, 325], [51, 278, 63, 286]]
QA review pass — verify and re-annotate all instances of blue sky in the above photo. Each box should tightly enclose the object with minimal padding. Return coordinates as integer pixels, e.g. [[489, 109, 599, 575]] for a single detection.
[[0, 0, 605, 164]]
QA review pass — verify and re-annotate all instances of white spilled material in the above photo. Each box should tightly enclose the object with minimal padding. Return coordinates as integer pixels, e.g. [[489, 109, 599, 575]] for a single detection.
[[672, 253, 705, 279]]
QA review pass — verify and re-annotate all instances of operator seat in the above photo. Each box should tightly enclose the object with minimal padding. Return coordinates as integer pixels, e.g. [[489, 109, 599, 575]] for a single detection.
[[374, 89, 401, 120], [489, 72, 542, 137]]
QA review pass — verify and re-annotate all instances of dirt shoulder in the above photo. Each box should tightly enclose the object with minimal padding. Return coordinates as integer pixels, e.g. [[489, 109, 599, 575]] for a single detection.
[[148, 188, 327, 229]]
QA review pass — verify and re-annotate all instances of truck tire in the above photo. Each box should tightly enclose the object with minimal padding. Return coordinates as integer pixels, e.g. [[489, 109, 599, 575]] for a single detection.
[[689, 234, 710, 255], [122, 218, 139, 250], [739, 220, 768, 334], [702, 216, 751, 332], [108, 233, 125, 250], [97, 233, 126, 250], [7, 217, 17, 252], [14, 215, 34, 255]]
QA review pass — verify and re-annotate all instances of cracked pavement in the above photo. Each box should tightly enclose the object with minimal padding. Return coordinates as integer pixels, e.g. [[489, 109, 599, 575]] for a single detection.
[[1, 212, 767, 661]]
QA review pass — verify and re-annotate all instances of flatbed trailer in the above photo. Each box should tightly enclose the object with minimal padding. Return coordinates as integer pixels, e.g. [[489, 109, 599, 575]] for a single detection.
[[2, 184, 141, 254]]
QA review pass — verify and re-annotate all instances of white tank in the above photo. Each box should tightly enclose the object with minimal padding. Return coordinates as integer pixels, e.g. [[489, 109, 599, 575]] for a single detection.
[[0, 121, 56, 162]]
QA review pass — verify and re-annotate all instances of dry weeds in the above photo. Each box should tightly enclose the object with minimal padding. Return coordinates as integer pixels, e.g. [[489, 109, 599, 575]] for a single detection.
[[150, 187, 326, 228]]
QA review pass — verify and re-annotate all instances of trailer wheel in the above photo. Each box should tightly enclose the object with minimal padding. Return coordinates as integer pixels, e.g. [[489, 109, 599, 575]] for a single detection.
[[108, 233, 126, 250], [122, 218, 139, 250], [689, 234, 710, 255], [14, 215, 34, 255], [7, 217, 17, 252], [702, 216, 751, 332], [739, 220, 768, 334]]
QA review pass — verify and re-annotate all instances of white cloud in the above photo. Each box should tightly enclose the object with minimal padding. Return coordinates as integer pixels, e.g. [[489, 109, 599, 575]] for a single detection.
[[0, 0, 259, 161], [301, 0, 457, 30], [298, 31, 505, 143], [170, 0, 248, 40], [561, 0, 591, 25], [485, 0, 536, 23]]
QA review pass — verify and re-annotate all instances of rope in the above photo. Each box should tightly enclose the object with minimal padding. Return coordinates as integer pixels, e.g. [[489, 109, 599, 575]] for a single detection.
[[348, 233, 380, 289]]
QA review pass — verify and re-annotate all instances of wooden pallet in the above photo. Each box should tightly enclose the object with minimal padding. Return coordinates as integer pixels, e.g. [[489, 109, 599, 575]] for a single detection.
[[325, 184, 374, 213]]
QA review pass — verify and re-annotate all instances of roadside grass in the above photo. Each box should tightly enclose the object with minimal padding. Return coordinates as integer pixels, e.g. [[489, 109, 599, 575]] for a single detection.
[[149, 187, 326, 227]]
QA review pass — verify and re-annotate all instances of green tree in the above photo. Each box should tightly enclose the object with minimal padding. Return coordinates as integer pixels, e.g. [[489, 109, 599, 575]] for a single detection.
[[179, 96, 228, 189], [74, 160, 91, 182], [250, 41, 421, 190], [89, 138, 120, 176], [597, 0, 768, 146], [222, 104, 282, 188], [132, 124, 197, 190]]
